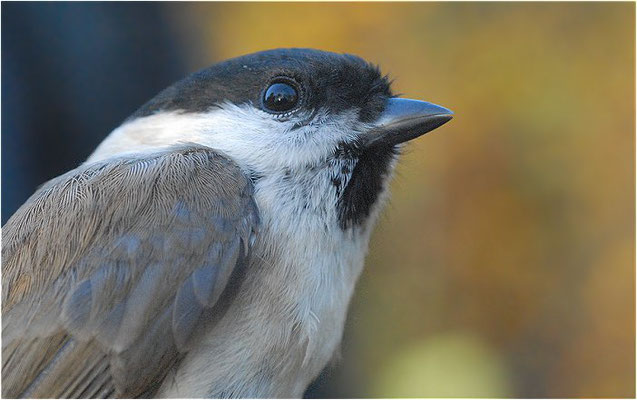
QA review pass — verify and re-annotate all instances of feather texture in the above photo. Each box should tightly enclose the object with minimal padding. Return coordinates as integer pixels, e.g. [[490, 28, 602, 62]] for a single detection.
[[2, 144, 259, 398]]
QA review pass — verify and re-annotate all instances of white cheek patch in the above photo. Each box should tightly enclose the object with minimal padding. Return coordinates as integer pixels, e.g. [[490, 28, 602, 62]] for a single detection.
[[86, 102, 392, 236], [87, 104, 371, 177]]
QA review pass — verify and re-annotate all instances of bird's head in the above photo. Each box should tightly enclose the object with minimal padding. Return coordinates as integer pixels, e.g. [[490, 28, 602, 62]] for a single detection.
[[90, 48, 452, 230]]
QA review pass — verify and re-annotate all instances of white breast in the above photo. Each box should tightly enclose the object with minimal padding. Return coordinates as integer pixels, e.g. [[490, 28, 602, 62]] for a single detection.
[[158, 161, 395, 398], [88, 106, 396, 397]]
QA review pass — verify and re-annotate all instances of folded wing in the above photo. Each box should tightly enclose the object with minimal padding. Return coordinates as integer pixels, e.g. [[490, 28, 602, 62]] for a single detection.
[[2, 145, 259, 398]]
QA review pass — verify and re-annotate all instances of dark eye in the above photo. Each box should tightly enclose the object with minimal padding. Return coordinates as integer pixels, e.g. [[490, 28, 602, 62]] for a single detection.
[[263, 81, 299, 113]]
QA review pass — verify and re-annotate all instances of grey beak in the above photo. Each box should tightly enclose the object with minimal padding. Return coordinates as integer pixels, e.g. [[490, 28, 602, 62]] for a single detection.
[[366, 98, 453, 147]]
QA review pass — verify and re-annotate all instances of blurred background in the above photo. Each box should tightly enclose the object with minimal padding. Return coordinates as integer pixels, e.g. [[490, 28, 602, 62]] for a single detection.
[[2, 2, 634, 397]]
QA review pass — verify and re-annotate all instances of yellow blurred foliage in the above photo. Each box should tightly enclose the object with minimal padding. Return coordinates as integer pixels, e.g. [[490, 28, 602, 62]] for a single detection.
[[373, 333, 511, 397]]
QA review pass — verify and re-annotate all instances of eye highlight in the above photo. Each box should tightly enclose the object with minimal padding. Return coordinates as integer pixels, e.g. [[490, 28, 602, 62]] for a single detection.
[[263, 81, 299, 113]]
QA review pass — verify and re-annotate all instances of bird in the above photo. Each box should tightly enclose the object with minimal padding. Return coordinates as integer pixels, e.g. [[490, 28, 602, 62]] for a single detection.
[[2, 48, 452, 398]]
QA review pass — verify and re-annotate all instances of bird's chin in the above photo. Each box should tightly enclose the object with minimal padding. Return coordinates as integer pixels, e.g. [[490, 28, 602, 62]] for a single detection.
[[336, 144, 399, 230]]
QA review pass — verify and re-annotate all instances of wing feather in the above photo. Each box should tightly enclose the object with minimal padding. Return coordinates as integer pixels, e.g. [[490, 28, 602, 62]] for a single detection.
[[2, 145, 259, 398]]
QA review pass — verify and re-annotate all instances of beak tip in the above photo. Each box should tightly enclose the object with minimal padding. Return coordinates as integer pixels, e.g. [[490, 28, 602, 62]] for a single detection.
[[429, 113, 454, 131], [435, 105, 454, 117]]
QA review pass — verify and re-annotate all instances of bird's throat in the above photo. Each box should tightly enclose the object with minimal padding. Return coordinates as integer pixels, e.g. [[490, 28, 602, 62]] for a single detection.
[[336, 144, 399, 230]]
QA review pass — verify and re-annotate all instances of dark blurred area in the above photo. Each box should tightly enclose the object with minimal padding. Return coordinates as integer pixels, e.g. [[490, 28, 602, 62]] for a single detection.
[[2, 2, 189, 224], [2, 2, 635, 398]]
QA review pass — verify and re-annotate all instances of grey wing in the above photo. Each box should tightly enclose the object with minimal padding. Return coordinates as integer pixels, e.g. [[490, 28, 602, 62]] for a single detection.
[[1, 145, 259, 398]]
